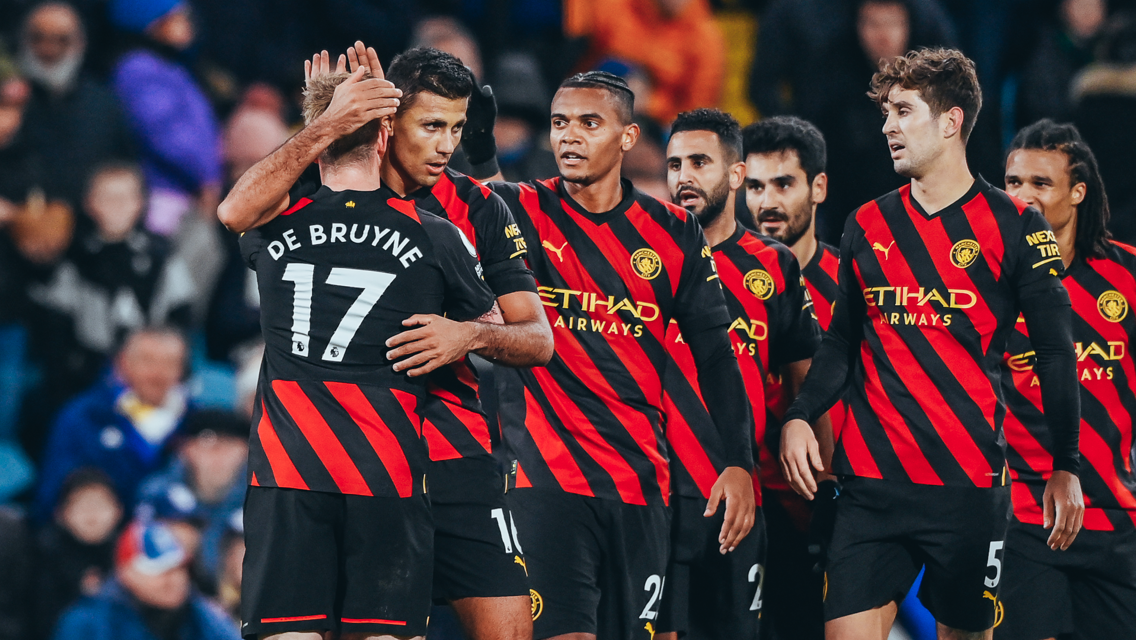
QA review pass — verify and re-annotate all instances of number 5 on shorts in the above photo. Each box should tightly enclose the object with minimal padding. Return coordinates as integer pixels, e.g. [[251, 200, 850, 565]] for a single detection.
[[984, 540, 1004, 589]]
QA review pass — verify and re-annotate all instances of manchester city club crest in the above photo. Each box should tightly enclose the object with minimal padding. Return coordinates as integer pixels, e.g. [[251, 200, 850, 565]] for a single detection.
[[630, 248, 662, 280], [530, 589, 543, 620], [950, 239, 981, 268], [1098, 290, 1128, 322], [744, 269, 775, 300]]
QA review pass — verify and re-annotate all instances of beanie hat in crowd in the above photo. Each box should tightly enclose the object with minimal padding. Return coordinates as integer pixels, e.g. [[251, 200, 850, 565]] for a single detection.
[[108, 0, 184, 35], [115, 520, 186, 575]]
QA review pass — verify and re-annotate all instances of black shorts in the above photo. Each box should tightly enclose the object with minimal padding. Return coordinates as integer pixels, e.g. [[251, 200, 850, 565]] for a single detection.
[[656, 494, 766, 640], [995, 519, 1136, 640], [507, 488, 670, 640], [431, 458, 529, 602], [760, 490, 825, 640], [823, 477, 1012, 633], [241, 486, 433, 638]]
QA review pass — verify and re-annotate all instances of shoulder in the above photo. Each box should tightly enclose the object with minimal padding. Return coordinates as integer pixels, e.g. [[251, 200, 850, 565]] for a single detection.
[[442, 167, 494, 202], [1099, 240, 1136, 272], [633, 187, 690, 223]]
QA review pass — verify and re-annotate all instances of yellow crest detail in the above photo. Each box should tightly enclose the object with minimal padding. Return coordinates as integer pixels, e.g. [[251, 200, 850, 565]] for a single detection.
[[950, 239, 981, 268], [530, 589, 543, 620], [630, 248, 663, 280], [744, 269, 775, 300], [1098, 290, 1128, 323], [345, 201, 356, 208]]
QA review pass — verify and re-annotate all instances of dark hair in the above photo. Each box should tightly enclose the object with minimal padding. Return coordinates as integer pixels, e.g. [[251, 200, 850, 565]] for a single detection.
[[742, 116, 828, 183], [868, 47, 983, 142], [58, 467, 118, 507], [557, 71, 634, 124], [86, 160, 145, 196], [386, 47, 475, 111], [670, 109, 742, 164], [1008, 119, 1111, 260]]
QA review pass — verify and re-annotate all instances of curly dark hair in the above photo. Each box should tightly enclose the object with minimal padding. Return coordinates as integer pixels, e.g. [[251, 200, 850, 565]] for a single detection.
[[671, 109, 743, 163], [387, 47, 476, 111], [742, 116, 827, 183], [1009, 119, 1111, 260], [868, 47, 983, 142]]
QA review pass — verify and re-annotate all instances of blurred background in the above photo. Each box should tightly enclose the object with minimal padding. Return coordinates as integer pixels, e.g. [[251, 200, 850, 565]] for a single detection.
[[0, 0, 1134, 638]]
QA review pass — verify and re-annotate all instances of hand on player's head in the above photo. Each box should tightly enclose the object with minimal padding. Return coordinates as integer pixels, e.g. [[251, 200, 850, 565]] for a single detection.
[[312, 64, 402, 138]]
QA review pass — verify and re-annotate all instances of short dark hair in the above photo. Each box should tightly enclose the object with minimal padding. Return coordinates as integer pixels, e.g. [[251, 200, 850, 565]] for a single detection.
[[868, 47, 983, 142], [1008, 119, 1111, 260], [742, 116, 828, 183], [386, 47, 475, 111], [670, 109, 743, 164], [86, 160, 145, 196], [557, 71, 634, 124]]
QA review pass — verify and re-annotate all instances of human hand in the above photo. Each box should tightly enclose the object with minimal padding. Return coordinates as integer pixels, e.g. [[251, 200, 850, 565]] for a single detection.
[[1043, 470, 1084, 550], [386, 314, 478, 377], [705, 466, 756, 554], [780, 419, 825, 499]]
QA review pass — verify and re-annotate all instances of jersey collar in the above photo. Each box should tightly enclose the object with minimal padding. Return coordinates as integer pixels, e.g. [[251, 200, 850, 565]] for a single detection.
[[556, 177, 637, 224], [904, 175, 985, 220]]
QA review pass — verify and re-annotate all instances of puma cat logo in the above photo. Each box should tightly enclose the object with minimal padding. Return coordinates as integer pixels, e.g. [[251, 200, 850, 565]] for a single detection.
[[872, 241, 895, 259], [543, 240, 568, 262]]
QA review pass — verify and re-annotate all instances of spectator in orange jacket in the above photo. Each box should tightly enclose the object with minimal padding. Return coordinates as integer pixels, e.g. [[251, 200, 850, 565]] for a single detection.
[[565, 0, 725, 124]]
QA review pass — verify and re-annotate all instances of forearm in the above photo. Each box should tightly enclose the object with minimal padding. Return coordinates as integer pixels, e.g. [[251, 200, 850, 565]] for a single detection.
[[686, 324, 754, 470], [217, 120, 336, 232], [1022, 289, 1081, 474], [469, 317, 554, 367], [783, 323, 857, 425]]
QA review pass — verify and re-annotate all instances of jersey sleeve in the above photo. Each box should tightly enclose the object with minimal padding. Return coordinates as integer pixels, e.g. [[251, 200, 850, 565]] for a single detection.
[[238, 226, 267, 271], [1011, 206, 1067, 300], [770, 255, 823, 370], [469, 186, 538, 296], [425, 214, 498, 322], [672, 219, 731, 334]]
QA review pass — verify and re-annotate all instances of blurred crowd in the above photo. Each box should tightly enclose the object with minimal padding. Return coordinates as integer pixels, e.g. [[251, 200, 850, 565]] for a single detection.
[[0, 0, 1135, 638]]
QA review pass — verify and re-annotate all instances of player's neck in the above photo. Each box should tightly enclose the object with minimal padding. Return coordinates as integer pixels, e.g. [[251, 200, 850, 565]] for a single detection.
[[791, 228, 819, 270], [1056, 210, 1078, 268], [909, 147, 973, 214], [703, 196, 737, 248], [563, 169, 625, 214], [320, 157, 383, 192], [380, 156, 423, 198]]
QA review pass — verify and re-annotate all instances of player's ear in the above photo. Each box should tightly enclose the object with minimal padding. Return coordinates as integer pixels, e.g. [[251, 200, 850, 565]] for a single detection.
[[728, 161, 746, 191], [622, 122, 640, 152], [375, 116, 393, 157], [812, 172, 828, 204], [1071, 181, 1087, 206], [942, 106, 965, 140]]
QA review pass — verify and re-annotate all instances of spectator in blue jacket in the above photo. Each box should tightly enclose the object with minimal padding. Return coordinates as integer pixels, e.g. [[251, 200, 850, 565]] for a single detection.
[[108, 0, 221, 237], [137, 409, 247, 591], [34, 327, 191, 522], [51, 520, 239, 640]]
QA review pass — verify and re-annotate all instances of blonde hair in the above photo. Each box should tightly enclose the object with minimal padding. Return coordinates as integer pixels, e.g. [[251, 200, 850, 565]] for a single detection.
[[302, 72, 381, 165]]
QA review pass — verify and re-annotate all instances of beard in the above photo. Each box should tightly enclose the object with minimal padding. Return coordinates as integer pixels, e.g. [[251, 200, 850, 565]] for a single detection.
[[20, 47, 82, 94], [756, 203, 812, 248], [674, 177, 731, 227]]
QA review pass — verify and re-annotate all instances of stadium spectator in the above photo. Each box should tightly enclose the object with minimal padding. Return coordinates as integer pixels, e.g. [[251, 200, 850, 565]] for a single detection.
[[136, 409, 247, 590], [26, 163, 194, 408], [490, 51, 558, 182], [749, 0, 956, 121], [413, 16, 484, 80], [564, 0, 725, 124], [813, 0, 955, 238], [1015, 0, 1106, 128], [34, 468, 124, 639], [50, 520, 239, 640], [1073, 11, 1136, 244], [108, 0, 222, 238], [33, 327, 191, 523], [19, 2, 136, 208], [0, 506, 32, 640]]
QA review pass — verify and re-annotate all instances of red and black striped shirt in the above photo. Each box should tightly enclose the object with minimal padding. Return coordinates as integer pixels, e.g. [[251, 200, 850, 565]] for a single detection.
[[785, 178, 1078, 487], [1003, 242, 1136, 531], [239, 187, 496, 497], [663, 227, 820, 504], [386, 169, 536, 472], [492, 178, 748, 506]]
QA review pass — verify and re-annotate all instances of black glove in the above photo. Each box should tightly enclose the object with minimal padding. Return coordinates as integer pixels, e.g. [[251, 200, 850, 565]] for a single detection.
[[462, 84, 500, 179], [807, 479, 841, 574]]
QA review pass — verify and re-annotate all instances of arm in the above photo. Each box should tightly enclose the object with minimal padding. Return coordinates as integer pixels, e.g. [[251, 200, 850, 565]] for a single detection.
[[779, 358, 836, 499], [1021, 290, 1084, 550], [385, 290, 554, 376], [217, 47, 402, 232]]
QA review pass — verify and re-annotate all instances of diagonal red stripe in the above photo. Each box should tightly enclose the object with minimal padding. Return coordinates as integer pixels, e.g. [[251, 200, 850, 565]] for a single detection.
[[623, 200, 688, 296], [837, 409, 882, 479], [427, 383, 492, 453], [522, 386, 593, 496], [273, 381, 372, 496], [423, 419, 462, 461], [431, 172, 477, 251], [662, 390, 718, 499], [960, 193, 1006, 281], [256, 401, 308, 490], [324, 383, 414, 498]]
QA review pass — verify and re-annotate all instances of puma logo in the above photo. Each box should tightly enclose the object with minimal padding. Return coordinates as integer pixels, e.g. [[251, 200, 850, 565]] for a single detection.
[[872, 241, 895, 259], [983, 590, 997, 602], [644, 622, 656, 639], [514, 556, 528, 576], [543, 240, 568, 262]]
